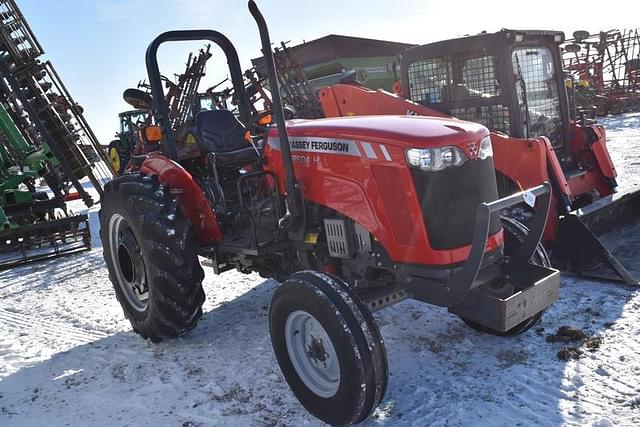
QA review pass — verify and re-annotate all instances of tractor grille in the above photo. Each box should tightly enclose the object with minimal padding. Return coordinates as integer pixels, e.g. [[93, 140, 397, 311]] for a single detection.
[[411, 158, 501, 251]]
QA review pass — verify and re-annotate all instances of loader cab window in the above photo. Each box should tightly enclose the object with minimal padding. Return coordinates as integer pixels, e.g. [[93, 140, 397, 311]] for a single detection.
[[407, 50, 501, 104], [407, 49, 510, 134], [511, 47, 562, 144]]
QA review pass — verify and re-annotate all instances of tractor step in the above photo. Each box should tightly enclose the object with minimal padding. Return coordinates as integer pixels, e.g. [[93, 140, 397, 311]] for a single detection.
[[217, 238, 290, 256], [0, 214, 91, 270], [357, 285, 412, 312]]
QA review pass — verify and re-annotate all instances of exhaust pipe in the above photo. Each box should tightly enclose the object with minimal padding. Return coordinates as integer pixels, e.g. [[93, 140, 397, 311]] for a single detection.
[[248, 0, 303, 229]]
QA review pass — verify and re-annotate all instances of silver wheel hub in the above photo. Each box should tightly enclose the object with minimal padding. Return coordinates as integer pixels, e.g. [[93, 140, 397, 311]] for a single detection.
[[108, 214, 148, 312], [285, 310, 340, 398]]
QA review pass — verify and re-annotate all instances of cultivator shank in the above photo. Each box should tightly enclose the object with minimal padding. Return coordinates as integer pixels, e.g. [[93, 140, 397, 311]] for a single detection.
[[0, 0, 111, 269], [0, 214, 90, 270]]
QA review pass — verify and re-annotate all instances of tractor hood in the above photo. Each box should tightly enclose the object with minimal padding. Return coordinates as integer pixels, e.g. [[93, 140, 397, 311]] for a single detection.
[[268, 115, 489, 159]]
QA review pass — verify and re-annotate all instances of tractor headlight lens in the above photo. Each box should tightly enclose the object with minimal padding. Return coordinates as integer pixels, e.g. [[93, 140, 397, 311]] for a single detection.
[[407, 148, 433, 169], [478, 136, 493, 160], [406, 146, 467, 172]]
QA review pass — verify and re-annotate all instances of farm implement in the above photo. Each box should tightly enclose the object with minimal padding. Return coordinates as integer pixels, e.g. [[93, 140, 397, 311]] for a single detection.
[[108, 45, 213, 175], [563, 29, 640, 116], [0, 0, 113, 269]]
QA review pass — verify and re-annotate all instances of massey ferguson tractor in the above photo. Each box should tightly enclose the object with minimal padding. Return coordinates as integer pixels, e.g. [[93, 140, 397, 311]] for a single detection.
[[100, 2, 560, 425], [316, 30, 640, 284]]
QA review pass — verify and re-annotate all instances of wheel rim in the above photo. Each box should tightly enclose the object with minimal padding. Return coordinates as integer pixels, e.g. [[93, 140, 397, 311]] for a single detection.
[[108, 214, 148, 312], [285, 310, 340, 398]]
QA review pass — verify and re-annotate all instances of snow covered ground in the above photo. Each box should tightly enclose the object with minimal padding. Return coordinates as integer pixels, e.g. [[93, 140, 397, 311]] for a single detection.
[[1, 114, 640, 427]]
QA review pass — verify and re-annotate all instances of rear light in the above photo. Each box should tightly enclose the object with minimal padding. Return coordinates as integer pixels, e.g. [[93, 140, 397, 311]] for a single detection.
[[406, 146, 467, 172]]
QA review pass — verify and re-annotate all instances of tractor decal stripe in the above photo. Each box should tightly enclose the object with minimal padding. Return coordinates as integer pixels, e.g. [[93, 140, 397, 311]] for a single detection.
[[361, 142, 377, 159], [267, 137, 362, 157], [379, 144, 392, 161]]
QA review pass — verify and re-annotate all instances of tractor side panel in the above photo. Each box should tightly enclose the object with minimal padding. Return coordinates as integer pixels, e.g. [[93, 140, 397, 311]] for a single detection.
[[139, 153, 222, 244], [263, 135, 502, 266]]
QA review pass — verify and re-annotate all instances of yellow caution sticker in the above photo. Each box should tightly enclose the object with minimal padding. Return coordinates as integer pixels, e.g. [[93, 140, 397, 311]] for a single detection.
[[304, 232, 319, 244]]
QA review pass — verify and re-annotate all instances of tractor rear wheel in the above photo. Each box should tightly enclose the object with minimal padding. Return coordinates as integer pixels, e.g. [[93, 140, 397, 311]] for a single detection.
[[458, 217, 551, 337], [269, 271, 387, 426], [107, 140, 131, 176], [100, 173, 205, 342]]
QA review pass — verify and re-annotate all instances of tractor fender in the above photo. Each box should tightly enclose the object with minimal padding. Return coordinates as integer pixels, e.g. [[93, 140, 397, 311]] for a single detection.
[[139, 152, 222, 244]]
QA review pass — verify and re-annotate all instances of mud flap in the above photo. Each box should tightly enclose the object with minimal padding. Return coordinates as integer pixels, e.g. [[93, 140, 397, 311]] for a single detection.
[[553, 187, 640, 285]]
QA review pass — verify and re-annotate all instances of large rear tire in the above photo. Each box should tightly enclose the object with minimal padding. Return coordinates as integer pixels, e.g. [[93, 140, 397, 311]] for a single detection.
[[269, 271, 387, 426], [459, 217, 551, 337], [99, 173, 205, 341]]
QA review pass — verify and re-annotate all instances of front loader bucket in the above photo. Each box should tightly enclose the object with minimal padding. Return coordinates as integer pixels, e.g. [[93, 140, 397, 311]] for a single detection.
[[554, 187, 640, 285]]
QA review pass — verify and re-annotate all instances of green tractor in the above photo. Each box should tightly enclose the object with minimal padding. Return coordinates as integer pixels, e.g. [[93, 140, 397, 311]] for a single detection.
[[108, 109, 149, 175]]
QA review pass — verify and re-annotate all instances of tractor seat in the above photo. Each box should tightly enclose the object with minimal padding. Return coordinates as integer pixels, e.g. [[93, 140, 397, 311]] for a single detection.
[[196, 110, 259, 166]]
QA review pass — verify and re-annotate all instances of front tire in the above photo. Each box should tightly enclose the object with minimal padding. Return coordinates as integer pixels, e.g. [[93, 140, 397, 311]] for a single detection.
[[269, 271, 388, 426], [100, 173, 205, 341], [459, 217, 551, 336]]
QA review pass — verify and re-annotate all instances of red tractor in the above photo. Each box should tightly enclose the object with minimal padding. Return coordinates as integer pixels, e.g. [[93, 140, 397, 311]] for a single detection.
[[100, 2, 559, 425]]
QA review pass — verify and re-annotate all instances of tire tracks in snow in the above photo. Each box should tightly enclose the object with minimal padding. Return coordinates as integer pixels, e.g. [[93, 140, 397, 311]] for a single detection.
[[0, 308, 109, 346]]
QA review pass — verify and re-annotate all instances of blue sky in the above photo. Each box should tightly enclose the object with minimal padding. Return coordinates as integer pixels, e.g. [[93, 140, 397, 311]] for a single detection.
[[18, 0, 637, 144]]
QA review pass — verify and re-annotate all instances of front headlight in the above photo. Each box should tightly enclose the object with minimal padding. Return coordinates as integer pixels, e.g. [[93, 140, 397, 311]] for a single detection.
[[406, 146, 467, 172], [478, 136, 493, 160]]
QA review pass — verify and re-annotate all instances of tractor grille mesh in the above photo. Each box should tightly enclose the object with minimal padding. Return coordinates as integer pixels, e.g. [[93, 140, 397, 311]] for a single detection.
[[407, 50, 501, 105], [324, 219, 352, 259], [411, 158, 501, 250]]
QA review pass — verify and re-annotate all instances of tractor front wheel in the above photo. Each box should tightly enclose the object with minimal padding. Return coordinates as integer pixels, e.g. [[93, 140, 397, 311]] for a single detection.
[[269, 271, 388, 426], [100, 173, 205, 342]]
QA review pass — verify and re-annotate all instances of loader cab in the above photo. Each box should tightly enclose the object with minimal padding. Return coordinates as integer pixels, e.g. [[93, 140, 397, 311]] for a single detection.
[[401, 30, 571, 161]]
